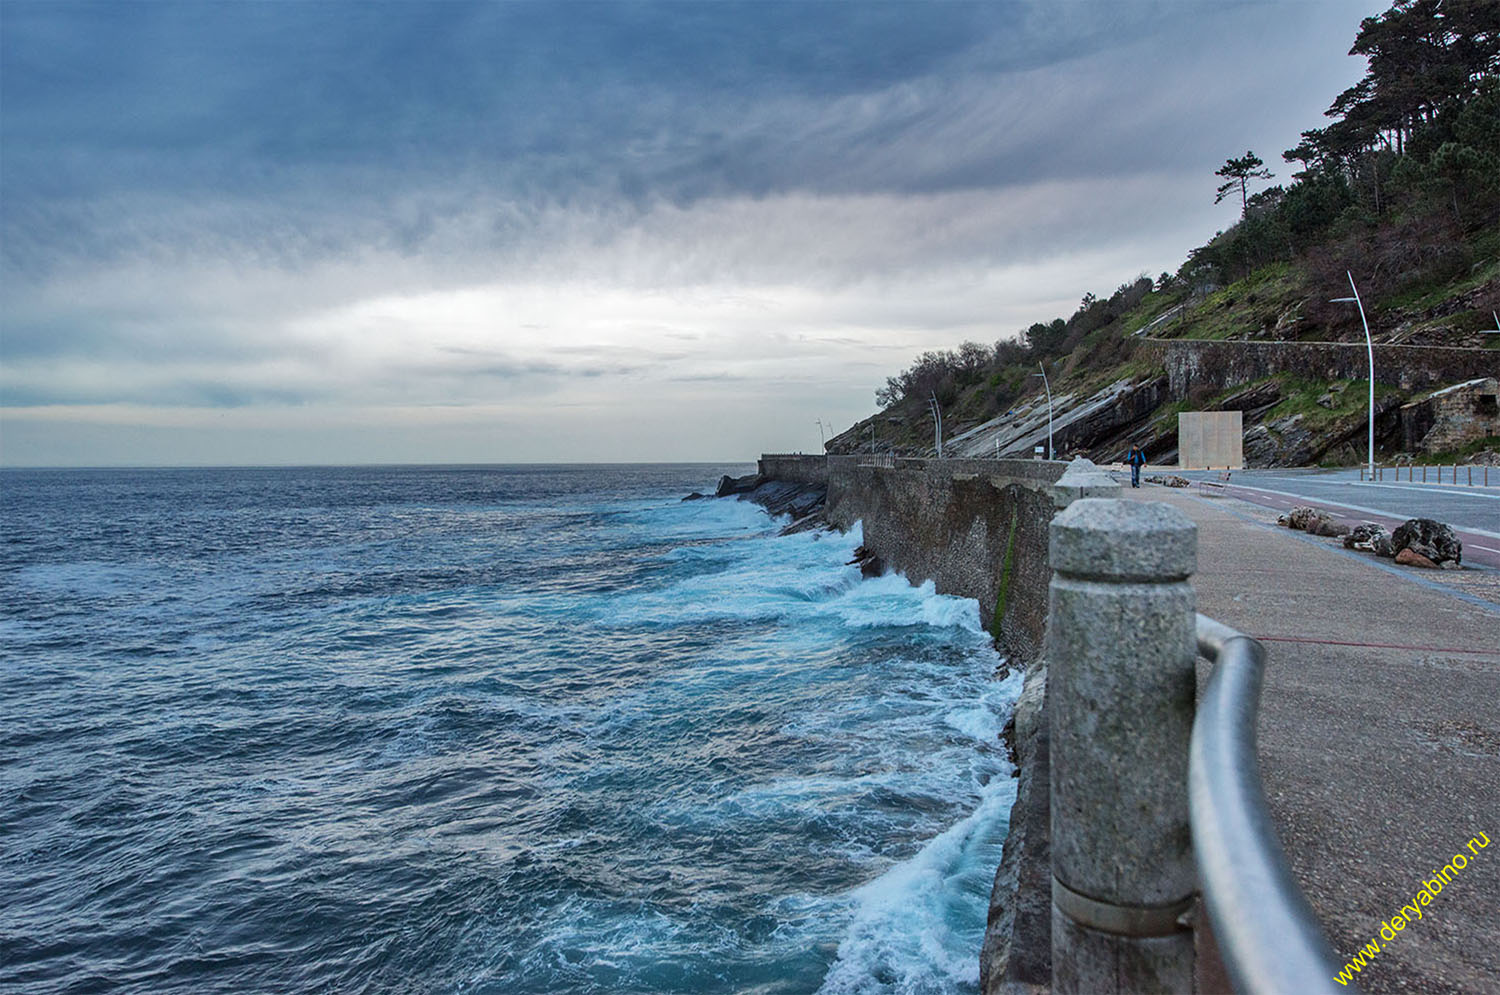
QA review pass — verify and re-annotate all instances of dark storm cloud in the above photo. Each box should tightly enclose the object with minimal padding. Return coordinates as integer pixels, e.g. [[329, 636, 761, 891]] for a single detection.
[[0, 0, 1392, 465], [1, 0, 1187, 269]]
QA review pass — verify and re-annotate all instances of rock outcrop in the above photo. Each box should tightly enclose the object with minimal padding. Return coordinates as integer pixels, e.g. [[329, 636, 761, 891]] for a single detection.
[[715, 472, 762, 497], [712, 472, 829, 534], [1399, 377, 1500, 453], [980, 665, 1051, 994], [845, 545, 885, 577]]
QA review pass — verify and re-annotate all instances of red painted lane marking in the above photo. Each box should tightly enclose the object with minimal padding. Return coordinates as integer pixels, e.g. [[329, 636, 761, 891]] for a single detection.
[[1251, 634, 1499, 656]]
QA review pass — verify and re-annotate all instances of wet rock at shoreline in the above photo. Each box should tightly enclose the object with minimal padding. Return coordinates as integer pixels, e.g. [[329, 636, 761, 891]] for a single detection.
[[715, 472, 763, 497], [845, 544, 884, 577], [712, 472, 830, 533]]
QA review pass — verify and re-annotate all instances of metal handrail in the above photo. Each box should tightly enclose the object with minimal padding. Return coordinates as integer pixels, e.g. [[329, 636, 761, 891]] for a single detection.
[[1191, 614, 1353, 995]]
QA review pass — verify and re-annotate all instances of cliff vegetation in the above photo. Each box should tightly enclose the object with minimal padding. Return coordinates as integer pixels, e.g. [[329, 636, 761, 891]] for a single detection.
[[831, 0, 1500, 467]]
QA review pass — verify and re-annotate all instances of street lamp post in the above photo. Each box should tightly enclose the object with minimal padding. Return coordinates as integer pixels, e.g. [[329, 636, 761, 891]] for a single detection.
[[1032, 363, 1054, 460], [928, 392, 944, 458], [1331, 271, 1375, 480], [816, 419, 825, 448]]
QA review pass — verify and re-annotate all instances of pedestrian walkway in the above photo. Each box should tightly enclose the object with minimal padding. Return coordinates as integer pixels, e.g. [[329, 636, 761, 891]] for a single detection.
[[1124, 483, 1500, 994]]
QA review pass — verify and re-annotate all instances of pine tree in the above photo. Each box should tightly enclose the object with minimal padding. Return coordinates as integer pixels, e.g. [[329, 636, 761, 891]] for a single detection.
[[1214, 151, 1275, 215]]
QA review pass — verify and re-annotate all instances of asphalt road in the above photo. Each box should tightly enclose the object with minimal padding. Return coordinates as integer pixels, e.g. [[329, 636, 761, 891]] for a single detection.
[[1160, 467, 1500, 569]]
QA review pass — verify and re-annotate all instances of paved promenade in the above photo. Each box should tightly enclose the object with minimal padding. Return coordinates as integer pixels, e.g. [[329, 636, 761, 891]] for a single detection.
[[1121, 482, 1500, 994]]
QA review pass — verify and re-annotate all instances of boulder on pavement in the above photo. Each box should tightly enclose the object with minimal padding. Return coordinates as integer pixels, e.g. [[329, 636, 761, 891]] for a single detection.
[[1343, 522, 1391, 553], [1391, 518, 1462, 566], [1307, 516, 1351, 538], [1395, 548, 1439, 569], [1277, 505, 1349, 538], [1278, 506, 1317, 530]]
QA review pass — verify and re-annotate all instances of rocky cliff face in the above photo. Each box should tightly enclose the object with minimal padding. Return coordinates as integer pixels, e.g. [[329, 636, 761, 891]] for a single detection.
[[1152, 339, 1498, 397], [1399, 377, 1500, 452], [832, 341, 1499, 468]]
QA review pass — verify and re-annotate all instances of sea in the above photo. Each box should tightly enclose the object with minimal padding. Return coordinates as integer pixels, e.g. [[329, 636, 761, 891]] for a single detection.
[[0, 464, 1021, 995]]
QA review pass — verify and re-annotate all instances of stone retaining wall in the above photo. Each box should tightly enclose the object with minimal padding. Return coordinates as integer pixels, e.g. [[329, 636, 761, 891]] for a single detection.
[[760, 455, 1066, 665], [756, 453, 831, 485]]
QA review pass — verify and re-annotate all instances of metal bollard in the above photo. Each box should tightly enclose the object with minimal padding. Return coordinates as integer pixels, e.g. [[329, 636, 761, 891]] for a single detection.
[[1048, 499, 1198, 993]]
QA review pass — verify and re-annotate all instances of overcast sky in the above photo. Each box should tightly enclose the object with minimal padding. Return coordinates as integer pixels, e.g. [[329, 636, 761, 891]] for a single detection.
[[1, 0, 1386, 466]]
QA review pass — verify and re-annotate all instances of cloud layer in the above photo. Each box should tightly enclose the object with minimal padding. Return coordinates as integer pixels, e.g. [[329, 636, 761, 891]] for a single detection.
[[1, 0, 1384, 465]]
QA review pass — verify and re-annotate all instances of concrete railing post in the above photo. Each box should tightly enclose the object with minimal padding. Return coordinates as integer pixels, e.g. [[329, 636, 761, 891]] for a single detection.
[[1050, 458, 1121, 510], [1048, 498, 1198, 993]]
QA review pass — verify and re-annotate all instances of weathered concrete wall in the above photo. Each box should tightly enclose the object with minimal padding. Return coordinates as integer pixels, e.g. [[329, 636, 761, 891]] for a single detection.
[[817, 457, 1064, 664], [756, 453, 831, 485], [1145, 338, 1498, 397]]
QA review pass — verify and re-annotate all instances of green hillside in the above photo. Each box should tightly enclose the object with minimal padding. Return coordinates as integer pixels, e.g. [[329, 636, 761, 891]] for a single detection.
[[830, 0, 1500, 467]]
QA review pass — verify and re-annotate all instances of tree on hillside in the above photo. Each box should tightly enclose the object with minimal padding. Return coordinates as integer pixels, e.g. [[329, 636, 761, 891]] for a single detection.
[[1285, 1, 1500, 183], [1025, 318, 1066, 355], [1214, 151, 1275, 215]]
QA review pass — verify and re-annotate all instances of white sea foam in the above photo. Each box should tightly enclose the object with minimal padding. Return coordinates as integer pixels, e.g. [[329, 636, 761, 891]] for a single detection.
[[816, 772, 1018, 995]]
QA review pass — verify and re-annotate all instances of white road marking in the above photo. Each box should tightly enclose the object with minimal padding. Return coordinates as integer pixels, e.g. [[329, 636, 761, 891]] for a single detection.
[[1353, 481, 1500, 501]]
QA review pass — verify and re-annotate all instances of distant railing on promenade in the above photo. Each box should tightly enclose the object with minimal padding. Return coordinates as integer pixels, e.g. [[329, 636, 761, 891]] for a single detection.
[[1361, 463, 1492, 486], [1047, 465, 1349, 994]]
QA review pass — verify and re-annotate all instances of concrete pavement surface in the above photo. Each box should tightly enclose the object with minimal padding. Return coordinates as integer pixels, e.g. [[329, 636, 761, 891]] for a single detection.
[[1122, 481, 1500, 994]]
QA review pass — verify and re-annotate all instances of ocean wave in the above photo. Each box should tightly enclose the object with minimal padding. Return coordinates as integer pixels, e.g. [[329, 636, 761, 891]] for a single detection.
[[1, 467, 1019, 995], [816, 774, 1019, 995]]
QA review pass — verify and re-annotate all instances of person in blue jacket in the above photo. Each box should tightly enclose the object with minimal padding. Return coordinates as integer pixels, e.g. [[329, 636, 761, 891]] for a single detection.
[[1127, 445, 1146, 488]]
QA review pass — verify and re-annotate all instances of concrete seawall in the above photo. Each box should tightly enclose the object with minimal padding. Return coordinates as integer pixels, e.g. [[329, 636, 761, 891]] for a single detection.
[[758, 455, 1063, 664], [756, 453, 1066, 992]]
